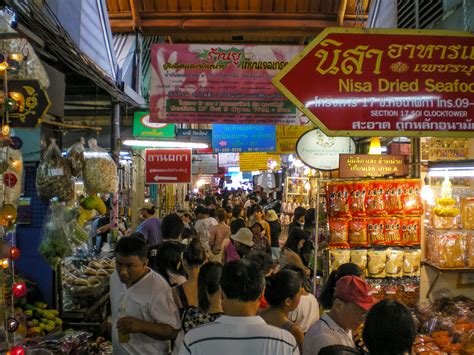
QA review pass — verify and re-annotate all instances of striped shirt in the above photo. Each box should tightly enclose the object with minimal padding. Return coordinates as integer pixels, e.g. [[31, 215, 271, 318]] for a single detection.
[[179, 315, 299, 355]]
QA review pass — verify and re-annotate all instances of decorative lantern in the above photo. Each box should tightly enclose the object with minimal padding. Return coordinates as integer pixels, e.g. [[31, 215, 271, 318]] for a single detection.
[[6, 317, 19, 332], [9, 247, 20, 260], [1, 258, 9, 269], [12, 282, 27, 298], [8, 346, 25, 355], [1, 204, 17, 222]]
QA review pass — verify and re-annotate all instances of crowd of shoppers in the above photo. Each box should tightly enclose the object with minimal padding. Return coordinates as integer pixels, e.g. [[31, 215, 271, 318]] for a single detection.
[[110, 191, 419, 355]]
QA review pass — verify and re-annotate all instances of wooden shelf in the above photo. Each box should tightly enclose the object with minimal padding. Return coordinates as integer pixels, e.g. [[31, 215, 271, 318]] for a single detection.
[[422, 261, 474, 298]]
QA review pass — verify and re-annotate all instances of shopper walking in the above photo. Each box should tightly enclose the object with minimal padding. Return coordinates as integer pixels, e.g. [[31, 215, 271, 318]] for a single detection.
[[260, 269, 305, 352], [265, 209, 282, 260], [136, 202, 162, 245], [180, 259, 299, 355], [208, 208, 231, 262], [194, 206, 218, 253], [110, 237, 180, 354], [303, 276, 376, 355]]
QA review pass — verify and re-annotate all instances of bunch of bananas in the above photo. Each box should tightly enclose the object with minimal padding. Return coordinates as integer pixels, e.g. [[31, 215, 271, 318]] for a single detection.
[[24, 302, 62, 337]]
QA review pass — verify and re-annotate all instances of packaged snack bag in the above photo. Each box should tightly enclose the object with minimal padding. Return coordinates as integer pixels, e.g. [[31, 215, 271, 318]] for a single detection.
[[83, 138, 118, 195], [386, 248, 404, 277], [386, 180, 404, 215], [350, 182, 368, 217], [368, 218, 385, 246], [403, 248, 421, 277], [367, 181, 387, 216], [401, 217, 421, 246], [402, 179, 423, 216], [438, 233, 466, 268], [348, 219, 368, 247], [367, 249, 387, 278], [326, 182, 351, 218], [329, 249, 351, 273], [467, 233, 474, 268], [384, 217, 402, 246], [350, 249, 368, 273], [328, 218, 349, 248]]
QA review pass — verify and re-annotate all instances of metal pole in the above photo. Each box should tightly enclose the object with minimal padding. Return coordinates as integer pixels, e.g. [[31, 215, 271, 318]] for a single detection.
[[411, 137, 421, 178], [110, 101, 120, 242], [312, 173, 321, 294]]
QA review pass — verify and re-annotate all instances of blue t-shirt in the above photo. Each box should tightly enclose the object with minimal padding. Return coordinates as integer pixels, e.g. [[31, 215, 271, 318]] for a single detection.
[[136, 218, 163, 245]]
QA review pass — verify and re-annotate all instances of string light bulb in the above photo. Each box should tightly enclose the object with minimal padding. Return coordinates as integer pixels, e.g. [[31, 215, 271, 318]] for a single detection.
[[12, 281, 27, 298], [1, 258, 9, 269]]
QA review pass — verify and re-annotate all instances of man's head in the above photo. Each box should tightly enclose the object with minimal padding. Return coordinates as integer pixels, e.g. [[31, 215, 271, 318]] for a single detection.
[[140, 202, 155, 219], [161, 213, 185, 240], [195, 206, 206, 219], [115, 237, 148, 287], [331, 276, 377, 331], [220, 259, 265, 315], [181, 211, 192, 225]]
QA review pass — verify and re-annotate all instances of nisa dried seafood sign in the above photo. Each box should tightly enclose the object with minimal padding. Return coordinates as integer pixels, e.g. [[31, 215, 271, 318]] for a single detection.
[[145, 149, 191, 184], [273, 28, 474, 137], [1, 80, 51, 128]]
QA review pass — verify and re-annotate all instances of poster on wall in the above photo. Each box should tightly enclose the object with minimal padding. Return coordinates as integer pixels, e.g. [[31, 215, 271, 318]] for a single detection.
[[296, 129, 355, 171], [145, 149, 191, 184], [192, 154, 218, 175], [273, 28, 474, 137], [212, 124, 276, 153], [150, 44, 306, 125]]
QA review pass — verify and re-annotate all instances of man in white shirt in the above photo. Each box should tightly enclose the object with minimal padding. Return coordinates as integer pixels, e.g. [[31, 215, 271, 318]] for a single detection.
[[303, 276, 376, 355], [110, 237, 181, 355], [194, 206, 218, 252], [180, 259, 299, 355]]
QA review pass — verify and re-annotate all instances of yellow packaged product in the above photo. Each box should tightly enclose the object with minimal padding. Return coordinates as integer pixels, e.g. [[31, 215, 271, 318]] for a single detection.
[[461, 198, 474, 230], [385, 248, 404, 277], [466, 233, 474, 268], [367, 249, 387, 278], [403, 249, 421, 277], [329, 249, 351, 274], [350, 249, 368, 275]]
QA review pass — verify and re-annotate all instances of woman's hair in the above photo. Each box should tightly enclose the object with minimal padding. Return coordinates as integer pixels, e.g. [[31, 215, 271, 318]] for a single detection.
[[232, 205, 243, 218], [284, 228, 308, 253], [216, 208, 227, 222], [183, 238, 206, 267], [230, 218, 246, 235], [152, 241, 185, 285], [363, 300, 416, 355], [319, 263, 364, 309], [198, 262, 223, 312], [264, 269, 302, 307], [293, 206, 307, 222]]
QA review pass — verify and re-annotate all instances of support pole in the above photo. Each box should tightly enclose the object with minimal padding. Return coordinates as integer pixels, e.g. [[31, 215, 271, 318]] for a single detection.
[[110, 101, 120, 243]]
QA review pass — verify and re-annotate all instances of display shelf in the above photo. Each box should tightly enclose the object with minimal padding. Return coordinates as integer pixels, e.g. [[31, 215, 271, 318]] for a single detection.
[[422, 261, 474, 298]]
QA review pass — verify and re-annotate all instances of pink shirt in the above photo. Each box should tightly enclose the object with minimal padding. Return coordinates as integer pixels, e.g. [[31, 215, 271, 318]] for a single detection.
[[223, 240, 240, 263]]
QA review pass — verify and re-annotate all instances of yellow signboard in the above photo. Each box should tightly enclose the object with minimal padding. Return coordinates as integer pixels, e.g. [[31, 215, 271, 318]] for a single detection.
[[276, 125, 313, 154], [239, 153, 281, 172]]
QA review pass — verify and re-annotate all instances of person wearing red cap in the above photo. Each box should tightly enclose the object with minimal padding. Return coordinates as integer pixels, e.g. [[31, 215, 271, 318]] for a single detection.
[[303, 276, 376, 355]]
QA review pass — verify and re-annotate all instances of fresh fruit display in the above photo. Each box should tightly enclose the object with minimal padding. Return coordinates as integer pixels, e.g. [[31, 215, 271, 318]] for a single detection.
[[23, 303, 63, 337]]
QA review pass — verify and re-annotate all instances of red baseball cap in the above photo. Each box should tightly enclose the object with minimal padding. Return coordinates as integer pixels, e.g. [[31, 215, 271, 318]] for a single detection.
[[334, 276, 377, 311]]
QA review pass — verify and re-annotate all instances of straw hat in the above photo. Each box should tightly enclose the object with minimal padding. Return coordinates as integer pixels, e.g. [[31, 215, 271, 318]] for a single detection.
[[231, 228, 254, 247], [265, 209, 278, 222]]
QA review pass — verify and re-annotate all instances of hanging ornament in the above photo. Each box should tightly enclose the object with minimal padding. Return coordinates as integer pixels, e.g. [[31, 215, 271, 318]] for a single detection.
[[5, 317, 19, 332], [1, 258, 9, 269], [9, 136, 23, 150], [2, 124, 10, 136], [9, 246, 20, 260], [12, 282, 27, 298], [1, 204, 17, 222], [3, 172, 17, 188], [8, 346, 25, 355]]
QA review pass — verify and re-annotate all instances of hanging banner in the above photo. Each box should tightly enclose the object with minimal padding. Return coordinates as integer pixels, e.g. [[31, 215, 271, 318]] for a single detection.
[[150, 44, 306, 125], [145, 149, 191, 184], [339, 154, 409, 178], [239, 153, 281, 172], [176, 128, 212, 153], [212, 124, 276, 153], [3, 80, 51, 128], [133, 112, 175, 138], [273, 28, 474, 137], [218, 153, 240, 167], [296, 129, 355, 171], [276, 125, 313, 154], [192, 154, 218, 175]]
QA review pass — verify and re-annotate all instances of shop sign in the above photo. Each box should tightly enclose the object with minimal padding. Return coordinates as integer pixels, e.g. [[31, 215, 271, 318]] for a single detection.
[[192, 154, 218, 175], [296, 129, 355, 171], [239, 152, 281, 172], [276, 125, 313, 154], [339, 154, 409, 178], [212, 124, 276, 153], [176, 128, 212, 153], [145, 148, 191, 184], [273, 28, 474, 137], [2, 80, 51, 128], [150, 44, 305, 125], [133, 112, 175, 138], [218, 153, 239, 167]]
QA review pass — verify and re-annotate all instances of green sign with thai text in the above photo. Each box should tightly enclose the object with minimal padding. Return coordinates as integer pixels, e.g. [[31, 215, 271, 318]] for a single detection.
[[133, 112, 175, 138]]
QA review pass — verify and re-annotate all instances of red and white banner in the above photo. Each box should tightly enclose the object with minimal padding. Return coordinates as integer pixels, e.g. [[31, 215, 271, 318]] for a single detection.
[[145, 149, 192, 184]]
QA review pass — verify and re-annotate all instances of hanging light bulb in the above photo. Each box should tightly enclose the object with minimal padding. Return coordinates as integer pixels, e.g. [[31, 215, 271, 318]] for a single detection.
[[12, 281, 27, 298], [368, 137, 382, 155], [1, 258, 9, 269], [8, 346, 25, 355], [6, 317, 19, 332], [10, 159, 22, 171], [2, 124, 10, 136]]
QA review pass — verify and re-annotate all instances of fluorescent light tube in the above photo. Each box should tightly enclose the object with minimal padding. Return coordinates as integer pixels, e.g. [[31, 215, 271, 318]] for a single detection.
[[123, 139, 208, 149]]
